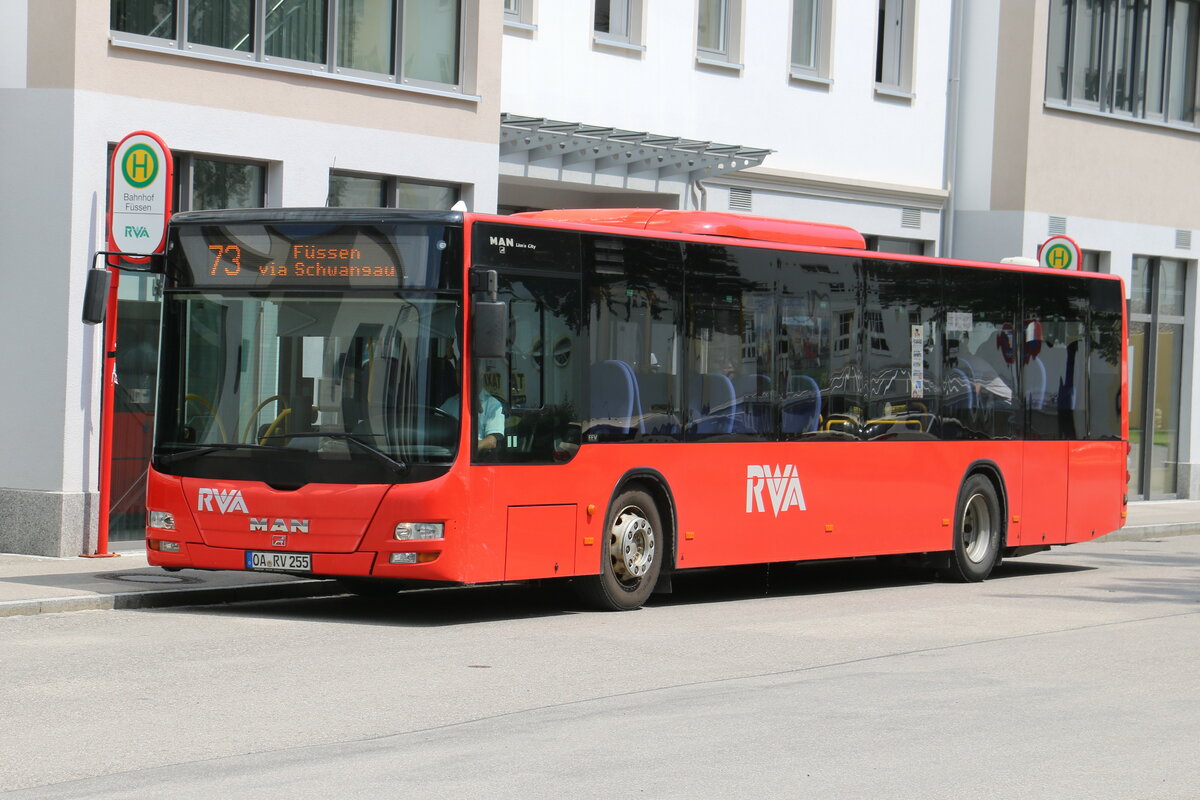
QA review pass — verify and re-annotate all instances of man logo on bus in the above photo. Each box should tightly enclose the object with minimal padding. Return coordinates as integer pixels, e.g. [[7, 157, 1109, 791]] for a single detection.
[[197, 487, 249, 514], [746, 464, 807, 517]]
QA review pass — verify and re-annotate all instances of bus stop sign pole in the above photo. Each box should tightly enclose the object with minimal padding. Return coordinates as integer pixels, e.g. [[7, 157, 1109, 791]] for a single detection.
[[86, 131, 173, 557]]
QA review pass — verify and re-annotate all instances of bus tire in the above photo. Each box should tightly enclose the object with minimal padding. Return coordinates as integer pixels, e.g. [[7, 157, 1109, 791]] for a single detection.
[[945, 474, 1002, 582], [576, 487, 663, 611]]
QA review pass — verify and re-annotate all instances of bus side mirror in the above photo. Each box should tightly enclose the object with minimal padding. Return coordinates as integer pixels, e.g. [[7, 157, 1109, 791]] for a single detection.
[[472, 300, 507, 360], [82, 269, 111, 325]]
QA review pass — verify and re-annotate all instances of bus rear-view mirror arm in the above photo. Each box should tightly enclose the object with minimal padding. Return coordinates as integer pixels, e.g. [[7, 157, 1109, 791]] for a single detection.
[[471, 268, 506, 360], [81, 250, 163, 325]]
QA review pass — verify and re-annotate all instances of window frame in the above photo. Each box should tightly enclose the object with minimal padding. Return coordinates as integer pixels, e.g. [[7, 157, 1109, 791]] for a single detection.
[[504, 0, 536, 32], [176, 153, 270, 212], [790, 0, 833, 83], [109, 0, 476, 98], [696, 0, 743, 70], [328, 170, 461, 210], [593, 0, 644, 51], [1046, 0, 1200, 129], [874, 0, 916, 98]]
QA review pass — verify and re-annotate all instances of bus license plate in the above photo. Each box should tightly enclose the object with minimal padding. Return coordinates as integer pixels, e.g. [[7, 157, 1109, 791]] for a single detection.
[[245, 551, 312, 572]]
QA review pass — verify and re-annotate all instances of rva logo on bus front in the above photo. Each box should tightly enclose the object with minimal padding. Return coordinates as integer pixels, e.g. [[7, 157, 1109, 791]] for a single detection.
[[197, 488, 249, 514], [746, 465, 807, 517]]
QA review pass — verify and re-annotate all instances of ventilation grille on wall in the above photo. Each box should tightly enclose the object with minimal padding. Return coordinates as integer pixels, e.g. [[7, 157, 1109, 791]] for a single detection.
[[901, 207, 921, 229], [1048, 216, 1067, 235], [728, 187, 753, 212], [1176, 229, 1192, 250]]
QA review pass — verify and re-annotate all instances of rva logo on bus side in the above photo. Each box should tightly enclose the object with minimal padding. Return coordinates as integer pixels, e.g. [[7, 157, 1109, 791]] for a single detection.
[[197, 488, 249, 514], [746, 465, 807, 517]]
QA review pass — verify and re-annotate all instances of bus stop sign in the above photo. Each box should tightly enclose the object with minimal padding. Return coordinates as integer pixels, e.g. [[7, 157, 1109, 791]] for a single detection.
[[1038, 234, 1082, 270], [107, 131, 173, 265]]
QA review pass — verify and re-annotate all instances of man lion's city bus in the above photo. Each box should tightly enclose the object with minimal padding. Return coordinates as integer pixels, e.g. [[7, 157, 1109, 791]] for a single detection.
[[138, 207, 1127, 610]]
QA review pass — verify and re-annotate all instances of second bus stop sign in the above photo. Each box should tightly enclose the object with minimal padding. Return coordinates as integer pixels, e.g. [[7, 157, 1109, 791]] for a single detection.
[[108, 131, 173, 265], [1038, 234, 1082, 270]]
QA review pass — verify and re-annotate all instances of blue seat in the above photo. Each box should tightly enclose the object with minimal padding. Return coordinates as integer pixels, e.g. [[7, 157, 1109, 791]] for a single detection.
[[589, 360, 644, 437], [781, 374, 821, 434], [688, 372, 737, 434]]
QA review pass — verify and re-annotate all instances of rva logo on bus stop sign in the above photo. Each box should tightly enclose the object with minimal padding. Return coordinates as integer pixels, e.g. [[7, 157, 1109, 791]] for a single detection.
[[108, 132, 172, 263]]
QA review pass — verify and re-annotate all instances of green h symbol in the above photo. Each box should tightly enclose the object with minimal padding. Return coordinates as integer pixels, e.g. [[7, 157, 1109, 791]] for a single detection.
[[123, 144, 158, 188]]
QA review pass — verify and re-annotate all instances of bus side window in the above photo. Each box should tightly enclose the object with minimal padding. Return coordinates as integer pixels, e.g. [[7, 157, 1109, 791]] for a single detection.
[[586, 236, 684, 442], [862, 261, 941, 441], [491, 275, 583, 463], [1023, 273, 1089, 440]]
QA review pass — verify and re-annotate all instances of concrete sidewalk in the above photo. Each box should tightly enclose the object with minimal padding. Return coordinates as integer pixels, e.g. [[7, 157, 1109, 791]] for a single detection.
[[1, 501, 1197, 619]]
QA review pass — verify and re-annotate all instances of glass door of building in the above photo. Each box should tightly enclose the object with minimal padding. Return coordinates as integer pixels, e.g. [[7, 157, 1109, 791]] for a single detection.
[[1128, 257, 1187, 499]]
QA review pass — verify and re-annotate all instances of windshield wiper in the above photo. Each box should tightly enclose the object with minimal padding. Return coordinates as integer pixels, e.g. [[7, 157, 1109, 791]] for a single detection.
[[262, 432, 408, 475], [156, 442, 284, 466]]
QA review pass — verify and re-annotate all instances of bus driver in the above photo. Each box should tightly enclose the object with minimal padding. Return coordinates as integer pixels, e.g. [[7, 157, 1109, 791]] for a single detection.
[[440, 388, 505, 452]]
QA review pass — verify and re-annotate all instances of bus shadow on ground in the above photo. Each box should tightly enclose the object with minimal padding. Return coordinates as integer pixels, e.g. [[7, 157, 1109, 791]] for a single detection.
[[651, 556, 1093, 608], [161, 555, 1094, 627]]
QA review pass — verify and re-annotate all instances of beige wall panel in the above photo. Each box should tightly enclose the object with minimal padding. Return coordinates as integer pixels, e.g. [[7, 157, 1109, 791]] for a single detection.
[[63, 1, 501, 144], [26, 0, 75, 88], [1025, 113, 1200, 229], [988, 0, 1038, 212]]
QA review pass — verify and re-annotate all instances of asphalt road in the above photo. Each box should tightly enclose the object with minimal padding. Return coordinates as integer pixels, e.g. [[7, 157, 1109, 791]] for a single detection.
[[2, 536, 1198, 799]]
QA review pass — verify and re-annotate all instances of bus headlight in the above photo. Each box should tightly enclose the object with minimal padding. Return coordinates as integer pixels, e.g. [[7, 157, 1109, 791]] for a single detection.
[[394, 522, 444, 541], [148, 510, 176, 530]]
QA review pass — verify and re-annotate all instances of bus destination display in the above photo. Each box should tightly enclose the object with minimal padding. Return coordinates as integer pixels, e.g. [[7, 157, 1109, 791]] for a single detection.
[[207, 242, 398, 280], [169, 223, 460, 290]]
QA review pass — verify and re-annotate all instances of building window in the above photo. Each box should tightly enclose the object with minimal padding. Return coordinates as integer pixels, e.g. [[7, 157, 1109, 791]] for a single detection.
[[1047, 0, 1200, 126], [328, 171, 459, 209], [864, 235, 927, 256], [504, 0, 534, 29], [697, 0, 742, 66], [338, 0, 394, 74], [791, 0, 832, 81], [110, 0, 467, 91], [594, 0, 642, 47], [1080, 250, 1105, 272], [1129, 256, 1189, 498], [875, 0, 915, 95], [182, 155, 268, 211]]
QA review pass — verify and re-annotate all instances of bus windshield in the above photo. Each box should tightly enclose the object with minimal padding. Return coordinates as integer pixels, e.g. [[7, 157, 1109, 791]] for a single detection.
[[153, 291, 462, 485]]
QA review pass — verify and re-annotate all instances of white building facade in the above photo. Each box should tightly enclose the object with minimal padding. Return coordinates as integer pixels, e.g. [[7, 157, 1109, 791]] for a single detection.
[[1, 1, 1196, 557], [499, 0, 955, 254], [0, 0, 502, 555]]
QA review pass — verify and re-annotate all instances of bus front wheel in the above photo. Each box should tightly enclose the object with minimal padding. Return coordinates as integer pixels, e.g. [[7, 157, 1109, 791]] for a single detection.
[[576, 487, 663, 611], [945, 474, 1002, 582]]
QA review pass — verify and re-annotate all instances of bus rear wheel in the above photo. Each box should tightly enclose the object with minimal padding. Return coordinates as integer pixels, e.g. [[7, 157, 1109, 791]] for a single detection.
[[945, 474, 1002, 582], [575, 488, 663, 611]]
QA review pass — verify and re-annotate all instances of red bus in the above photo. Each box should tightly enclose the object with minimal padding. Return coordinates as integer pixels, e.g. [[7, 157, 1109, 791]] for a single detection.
[[143, 207, 1127, 610]]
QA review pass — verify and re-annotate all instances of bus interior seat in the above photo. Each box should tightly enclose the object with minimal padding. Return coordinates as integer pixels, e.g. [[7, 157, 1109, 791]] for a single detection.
[[781, 374, 821, 434], [1023, 356, 1046, 410], [636, 370, 681, 435], [589, 359, 645, 437], [733, 374, 772, 435], [428, 356, 458, 408], [688, 372, 737, 434]]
